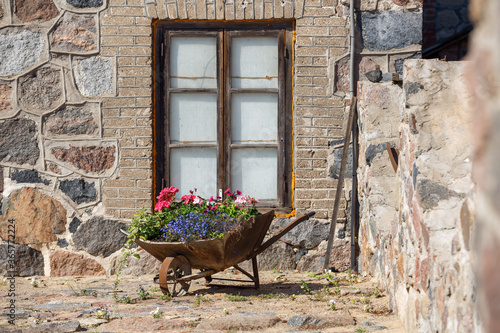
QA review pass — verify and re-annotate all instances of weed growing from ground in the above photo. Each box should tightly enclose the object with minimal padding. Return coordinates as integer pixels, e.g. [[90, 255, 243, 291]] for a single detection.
[[150, 307, 164, 318], [300, 280, 312, 295], [138, 285, 150, 300], [159, 294, 172, 301], [225, 293, 248, 301], [328, 299, 336, 311], [194, 294, 213, 307]]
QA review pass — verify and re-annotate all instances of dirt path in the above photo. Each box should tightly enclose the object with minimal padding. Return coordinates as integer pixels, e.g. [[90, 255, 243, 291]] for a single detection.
[[1, 270, 405, 332]]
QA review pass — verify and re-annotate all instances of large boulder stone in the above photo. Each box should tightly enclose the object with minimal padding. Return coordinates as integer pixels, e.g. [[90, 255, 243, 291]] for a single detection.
[[11, 169, 50, 186], [297, 239, 350, 272], [109, 247, 161, 275], [50, 250, 105, 276], [15, 0, 59, 23], [271, 217, 330, 249], [0, 243, 44, 276], [0, 83, 12, 113], [360, 11, 422, 51], [0, 188, 66, 244], [50, 14, 97, 53], [74, 56, 113, 96], [18, 66, 64, 113], [66, 0, 103, 8], [72, 217, 128, 257], [51, 145, 115, 173], [59, 178, 97, 204], [0, 29, 44, 77], [198, 314, 281, 331], [44, 104, 98, 136]]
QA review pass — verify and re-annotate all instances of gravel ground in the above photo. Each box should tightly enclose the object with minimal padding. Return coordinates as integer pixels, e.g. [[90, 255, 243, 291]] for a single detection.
[[0, 269, 405, 332]]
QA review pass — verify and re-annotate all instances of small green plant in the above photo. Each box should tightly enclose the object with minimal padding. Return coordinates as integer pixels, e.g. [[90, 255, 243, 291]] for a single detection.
[[138, 285, 150, 300], [272, 266, 283, 274], [150, 307, 164, 318], [150, 286, 161, 293], [194, 294, 213, 307], [65, 279, 95, 296], [366, 286, 381, 298], [112, 248, 139, 301], [355, 328, 366, 333], [259, 292, 280, 299], [159, 294, 172, 301], [300, 280, 312, 295], [328, 299, 336, 311], [1, 277, 7, 286], [290, 294, 297, 301], [96, 307, 111, 321], [118, 295, 131, 304], [361, 296, 370, 304], [189, 321, 198, 327], [225, 293, 248, 302]]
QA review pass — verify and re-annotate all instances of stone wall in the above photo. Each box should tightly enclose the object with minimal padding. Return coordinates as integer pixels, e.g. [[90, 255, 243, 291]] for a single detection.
[[0, 0, 362, 276], [467, 0, 500, 332], [357, 59, 478, 332]]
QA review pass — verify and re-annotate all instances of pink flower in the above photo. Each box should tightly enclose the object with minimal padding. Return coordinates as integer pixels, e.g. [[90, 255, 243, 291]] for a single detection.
[[157, 186, 179, 202], [154, 200, 171, 211], [235, 196, 247, 206], [236, 190, 242, 195], [193, 196, 203, 205], [224, 188, 231, 194], [181, 194, 197, 204]]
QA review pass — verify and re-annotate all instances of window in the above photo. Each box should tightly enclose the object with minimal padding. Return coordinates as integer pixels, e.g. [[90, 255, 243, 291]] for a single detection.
[[154, 21, 293, 208]]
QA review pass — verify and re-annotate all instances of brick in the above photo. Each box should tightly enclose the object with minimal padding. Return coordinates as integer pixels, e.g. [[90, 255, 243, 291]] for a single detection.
[[136, 137, 153, 147], [295, 86, 327, 96], [273, 0, 283, 19], [104, 179, 135, 187], [295, 106, 328, 117], [295, 137, 312, 146], [296, 66, 327, 76], [313, 37, 346, 46], [313, 77, 329, 85], [295, 180, 312, 188], [118, 57, 135, 66], [118, 87, 152, 97], [105, 208, 120, 218], [120, 189, 151, 199], [296, 18, 314, 25], [313, 117, 343, 127], [119, 159, 135, 167], [119, 26, 152, 35], [101, 46, 118, 56], [295, 57, 313, 66], [322, 0, 335, 6], [303, 7, 334, 16], [122, 128, 152, 137], [254, 0, 263, 19], [102, 36, 134, 45], [330, 26, 348, 36], [295, 117, 312, 126], [296, 148, 328, 158], [296, 26, 329, 36], [312, 178, 336, 188], [136, 200, 152, 209], [295, 96, 313, 106], [118, 77, 135, 87], [313, 57, 328, 66], [136, 97, 152, 106], [109, 0, 126, 4], [284, 1, 293, 18], [110, 7, 146, 16], [295, 127, 327, 136], [312, 137, 331, 146], [119, 138, 135, 147], [136, 57, 152, 66], [136, 17, 152, 25], [327, 128, 344, 136], [103, 109, 119, 117], [118, 168, 151, 178], [119, 46, 152, 56], [120, 210, 137, 219], [135, 77, 152, 86], [295, 199, 311, 207], [296, 159, 312, 168], [296, 46, 328, 56], [103, 98, 135, 107], [103, 188, 119, 198], [313, 97, 344, 107], [118, 66, 152, 76], [296, 36, 313, 46], [296, 77, 313, 85], [311, 200, 335, 209], [104, 118, 135, 128], [136, 118, 152, 127], [137, 160, 152, 169], [313, 17, 346, 26], [121, 108, 151, 117], [106, 199, 136, 208], [146, 3, 158, 17], [312, 158, 328, 168], [101, 15, 134, 25], [103, 129, 118, 137], [295, 169, 327, 178], [329, 47, 348, 56], [101, 26, 118, 35], [135, 36, 152, 45], [120, 149, 152, 158], [304, 0, 321, 6]]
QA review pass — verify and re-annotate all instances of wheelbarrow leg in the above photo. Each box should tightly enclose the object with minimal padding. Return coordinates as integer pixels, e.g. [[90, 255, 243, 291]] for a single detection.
[[252, 257, 260, 289]]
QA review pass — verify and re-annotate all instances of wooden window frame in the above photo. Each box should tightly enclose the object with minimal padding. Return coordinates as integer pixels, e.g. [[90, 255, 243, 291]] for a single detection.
[[153, 20, 294, 211]]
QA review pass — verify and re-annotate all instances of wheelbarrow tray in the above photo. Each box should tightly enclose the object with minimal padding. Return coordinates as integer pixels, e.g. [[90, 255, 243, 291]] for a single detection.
[[127, 210, 275, 272]]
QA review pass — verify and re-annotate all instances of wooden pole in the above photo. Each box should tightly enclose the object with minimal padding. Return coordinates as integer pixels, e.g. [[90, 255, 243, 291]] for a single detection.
[[323, 97, 357, 272]]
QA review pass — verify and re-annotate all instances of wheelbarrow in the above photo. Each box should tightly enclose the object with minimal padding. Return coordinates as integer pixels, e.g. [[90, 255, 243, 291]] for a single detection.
[[121, 210, 315, 296]]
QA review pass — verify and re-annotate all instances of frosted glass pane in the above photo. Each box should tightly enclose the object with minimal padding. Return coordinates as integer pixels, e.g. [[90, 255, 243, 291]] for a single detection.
[[232, 37, 278, 89], [170, 93, 217, 144], [231, 93, 277, 144], [231, 148, 277, 200], [171, 148, 217, 198], [170, 37, 217, 88]]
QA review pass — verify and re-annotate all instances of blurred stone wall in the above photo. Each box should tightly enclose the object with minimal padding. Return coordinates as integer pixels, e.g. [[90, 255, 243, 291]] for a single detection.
[[357, 59, 478, 332], [467, 0, 500, 332]]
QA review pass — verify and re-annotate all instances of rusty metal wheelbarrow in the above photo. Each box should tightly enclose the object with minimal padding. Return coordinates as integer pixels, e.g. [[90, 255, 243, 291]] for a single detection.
[[122, 210, 315, 296]]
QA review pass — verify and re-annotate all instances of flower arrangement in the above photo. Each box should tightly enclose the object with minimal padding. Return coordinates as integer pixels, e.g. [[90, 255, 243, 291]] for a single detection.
[[125, 187, 260, 246]]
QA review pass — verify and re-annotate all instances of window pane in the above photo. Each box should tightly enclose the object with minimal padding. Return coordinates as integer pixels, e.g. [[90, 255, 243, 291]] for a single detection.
[[231, 37, 278, 89], [231, 93, 277, 144], [170, 93, 217, 144], [231, 148, 277, 200], [170, 148, 217, 198], [170, 37, 217, 88]]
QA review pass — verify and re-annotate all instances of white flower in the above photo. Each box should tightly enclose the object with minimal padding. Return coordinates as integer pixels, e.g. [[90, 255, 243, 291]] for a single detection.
[[150, 307, 160, 315], [328, 299, 335, 304]]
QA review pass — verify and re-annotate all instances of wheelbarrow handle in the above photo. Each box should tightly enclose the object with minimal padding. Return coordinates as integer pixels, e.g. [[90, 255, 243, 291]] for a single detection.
[[251, 211, 316, 258]]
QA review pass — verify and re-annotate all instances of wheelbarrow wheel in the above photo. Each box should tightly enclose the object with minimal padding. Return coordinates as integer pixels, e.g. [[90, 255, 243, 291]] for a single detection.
[[159, 255, 192, 297]]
